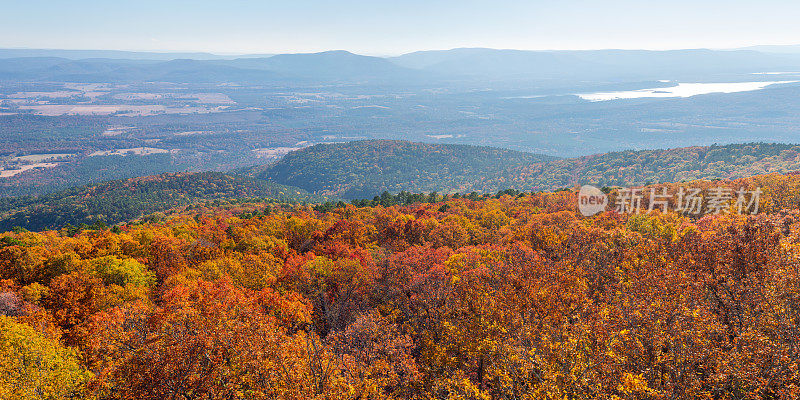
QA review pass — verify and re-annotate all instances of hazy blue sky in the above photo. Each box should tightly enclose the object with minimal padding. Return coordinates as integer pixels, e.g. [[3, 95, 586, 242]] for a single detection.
[[2, 0, 800, 55]]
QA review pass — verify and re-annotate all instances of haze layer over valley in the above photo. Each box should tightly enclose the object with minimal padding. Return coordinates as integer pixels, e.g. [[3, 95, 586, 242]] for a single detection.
[[3, 47, 800, 197]]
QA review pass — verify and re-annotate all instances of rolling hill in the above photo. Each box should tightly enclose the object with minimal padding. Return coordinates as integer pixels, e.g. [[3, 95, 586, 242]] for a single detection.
[[4, 141, 800, 231], [247, 140, 556, 198], [0, 172, 316, 232], [483, 142, 800, 191], [254, 140, 800, 196]]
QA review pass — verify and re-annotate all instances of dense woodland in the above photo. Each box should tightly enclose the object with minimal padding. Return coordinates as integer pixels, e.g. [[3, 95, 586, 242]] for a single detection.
[[498, 142, 800, 191], [250, 140, 555, 199], [5, 141, 800, 232], [1, 172, 800, 399], [260, 141, 800, 197], [0, 154, 186, 198], [0, 172, 317, 232]]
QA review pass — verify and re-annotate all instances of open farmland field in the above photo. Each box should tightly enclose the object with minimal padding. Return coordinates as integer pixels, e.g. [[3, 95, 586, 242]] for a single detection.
[[17, 104, 231, 116]]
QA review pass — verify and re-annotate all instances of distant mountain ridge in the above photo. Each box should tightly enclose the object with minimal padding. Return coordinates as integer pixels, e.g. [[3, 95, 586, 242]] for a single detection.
[[0, 48, 231, 60], [4, 47, 800, 83], [225, 50, 419, 80], [0, 50, 424, 84], [390, 48, 800, 79], [736, 44, 800, 54]]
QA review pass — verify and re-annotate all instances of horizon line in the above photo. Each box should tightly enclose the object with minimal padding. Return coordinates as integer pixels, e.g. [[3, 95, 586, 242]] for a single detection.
[[1, 43, 800, 58]]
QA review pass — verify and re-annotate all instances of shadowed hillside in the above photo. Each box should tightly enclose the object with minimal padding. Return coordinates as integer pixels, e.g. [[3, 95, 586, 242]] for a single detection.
[[0, 172, 316, 232], [253, 140, 800, 196], [492, 142, 800, 191], [250, 140, 556, 198]]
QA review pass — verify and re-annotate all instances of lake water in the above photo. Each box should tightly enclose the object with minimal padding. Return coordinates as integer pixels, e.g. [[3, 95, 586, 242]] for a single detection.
[[577, 81, 798, 102]]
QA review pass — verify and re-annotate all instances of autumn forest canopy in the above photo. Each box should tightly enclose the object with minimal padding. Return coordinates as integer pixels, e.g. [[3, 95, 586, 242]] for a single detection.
[[1, 167, 800, 399], [8, 4, 800, 397]]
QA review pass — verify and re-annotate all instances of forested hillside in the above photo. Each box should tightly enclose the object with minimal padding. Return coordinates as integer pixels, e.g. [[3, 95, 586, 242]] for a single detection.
[[260, 141, 800, 196], [0, 153, 184, 198], [496, 142, 800, 191], [251, 140, 555, 198], [0, 172, 315, 232], [4, 141, 800, 232], [1, 172, 799, 398]]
